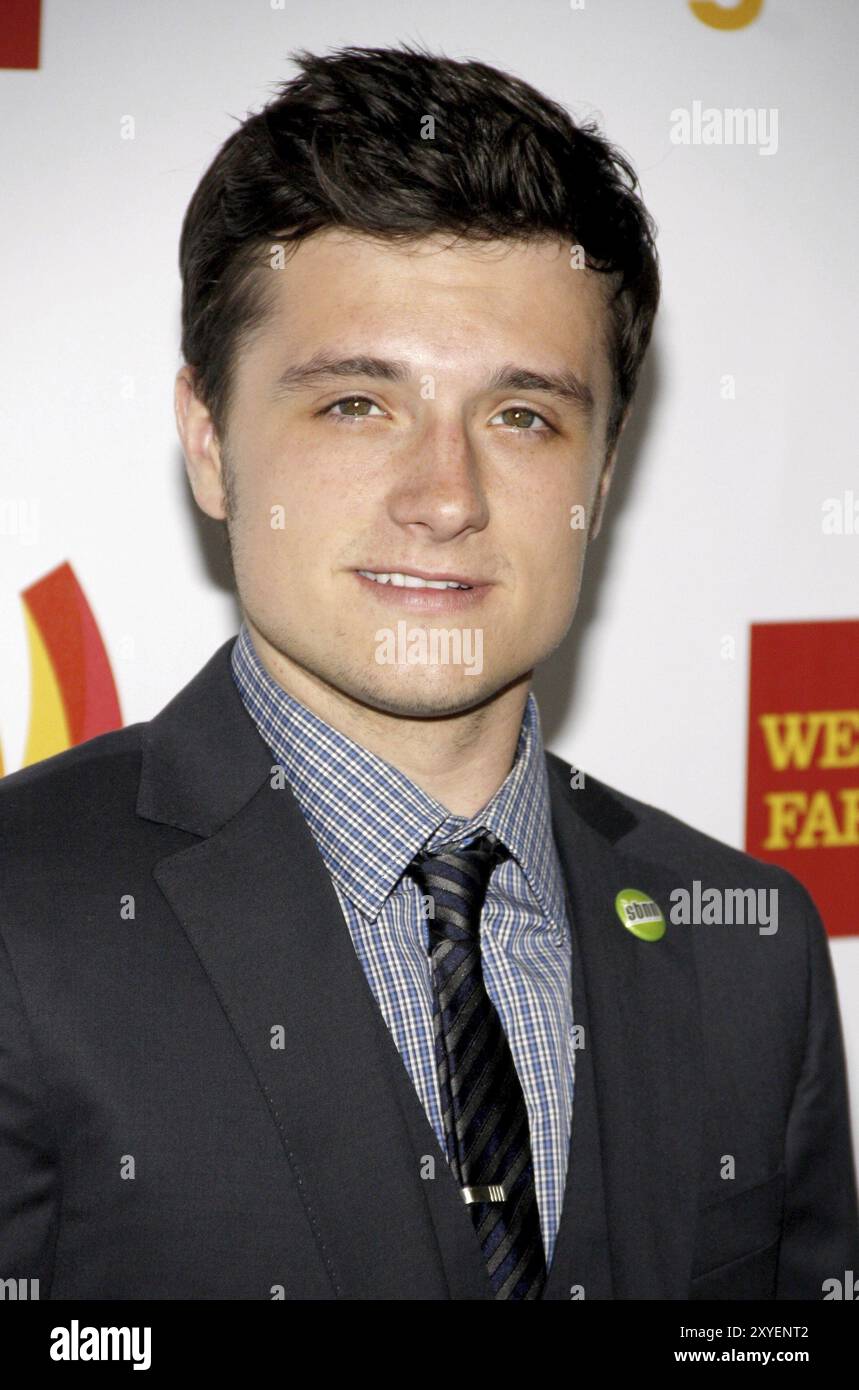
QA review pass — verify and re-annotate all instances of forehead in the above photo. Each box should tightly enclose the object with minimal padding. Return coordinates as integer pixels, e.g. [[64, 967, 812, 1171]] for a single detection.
[[242, 228, 613, 403]]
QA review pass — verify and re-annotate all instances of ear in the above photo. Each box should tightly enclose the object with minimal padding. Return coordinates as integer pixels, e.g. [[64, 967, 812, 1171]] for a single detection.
[[588, 409, 629, 542], [174, 366, 228, 521]]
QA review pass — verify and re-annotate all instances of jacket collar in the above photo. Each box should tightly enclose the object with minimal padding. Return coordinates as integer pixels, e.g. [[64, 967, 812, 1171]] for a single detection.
[[137, 638, 271, 836]]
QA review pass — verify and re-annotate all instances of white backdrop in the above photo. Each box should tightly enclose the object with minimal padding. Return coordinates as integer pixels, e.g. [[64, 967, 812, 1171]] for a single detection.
[[2, 0, 857, 1163]]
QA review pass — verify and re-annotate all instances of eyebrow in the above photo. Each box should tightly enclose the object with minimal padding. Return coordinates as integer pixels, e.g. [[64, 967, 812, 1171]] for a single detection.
[[272, 353, 595, 415]]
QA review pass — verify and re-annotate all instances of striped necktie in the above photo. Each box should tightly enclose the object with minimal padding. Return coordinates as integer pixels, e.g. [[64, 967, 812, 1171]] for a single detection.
[[408, 830, 547, 1300]]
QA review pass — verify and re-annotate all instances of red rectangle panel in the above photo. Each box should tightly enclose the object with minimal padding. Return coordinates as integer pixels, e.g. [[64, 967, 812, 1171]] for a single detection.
[[746, 619, 859, 936]]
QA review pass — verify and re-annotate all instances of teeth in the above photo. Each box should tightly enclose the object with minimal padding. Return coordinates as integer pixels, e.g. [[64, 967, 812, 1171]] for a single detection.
[[358, 570, 470, 590]]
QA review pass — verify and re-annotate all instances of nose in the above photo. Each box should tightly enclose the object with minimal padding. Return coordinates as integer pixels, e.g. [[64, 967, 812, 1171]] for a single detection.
[[386, 419, 490, 542]]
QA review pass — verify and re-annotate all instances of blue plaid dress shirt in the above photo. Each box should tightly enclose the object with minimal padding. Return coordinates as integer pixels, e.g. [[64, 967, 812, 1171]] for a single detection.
[[230, 620, 575, 1266]]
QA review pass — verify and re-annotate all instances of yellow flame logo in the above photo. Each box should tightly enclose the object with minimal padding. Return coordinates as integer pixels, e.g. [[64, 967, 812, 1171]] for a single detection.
[[690, 0, 764, 30]]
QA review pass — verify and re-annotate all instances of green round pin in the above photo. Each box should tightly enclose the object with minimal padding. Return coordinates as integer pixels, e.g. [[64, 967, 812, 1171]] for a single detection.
[[614, 888, 666, 941]]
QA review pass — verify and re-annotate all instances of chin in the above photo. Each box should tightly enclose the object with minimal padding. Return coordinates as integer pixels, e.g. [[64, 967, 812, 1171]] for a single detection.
[[349, 671, 502, 720]]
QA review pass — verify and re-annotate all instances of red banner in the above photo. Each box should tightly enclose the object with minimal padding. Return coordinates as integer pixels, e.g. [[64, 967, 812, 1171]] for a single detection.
[[0, 0, 40, 70], [746, 619, 859, 937]]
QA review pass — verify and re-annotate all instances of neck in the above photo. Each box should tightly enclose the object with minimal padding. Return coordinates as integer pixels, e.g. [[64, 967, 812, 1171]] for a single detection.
[[244, 619, 531, 817]]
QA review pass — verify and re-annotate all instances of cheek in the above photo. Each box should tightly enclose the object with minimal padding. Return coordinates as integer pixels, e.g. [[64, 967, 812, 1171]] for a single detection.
[[516, 489, 584, 588], [236, 444, 333, 547]]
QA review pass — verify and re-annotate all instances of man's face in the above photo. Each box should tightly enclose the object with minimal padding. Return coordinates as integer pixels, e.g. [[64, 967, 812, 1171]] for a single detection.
[[181, 230, 618, 717]]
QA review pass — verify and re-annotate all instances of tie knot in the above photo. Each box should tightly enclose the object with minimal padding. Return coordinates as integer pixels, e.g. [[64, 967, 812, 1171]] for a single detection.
[[408, 830, 509, 944]]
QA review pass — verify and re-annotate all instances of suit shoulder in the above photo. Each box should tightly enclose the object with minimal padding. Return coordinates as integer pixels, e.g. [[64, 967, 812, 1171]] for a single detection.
[[0, 724, 145, 843], [546, 749, 800, 891], [0, 722, 145, 793], [547, 754, 826, 985]]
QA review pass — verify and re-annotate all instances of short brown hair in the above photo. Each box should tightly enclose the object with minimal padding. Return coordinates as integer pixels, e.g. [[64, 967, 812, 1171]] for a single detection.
[[179, 42, 660, 458]]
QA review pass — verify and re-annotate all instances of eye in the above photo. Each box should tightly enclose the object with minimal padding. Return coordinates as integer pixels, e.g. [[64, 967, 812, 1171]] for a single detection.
[[322, 395, 387, 421], [489, 405, 554, 434]]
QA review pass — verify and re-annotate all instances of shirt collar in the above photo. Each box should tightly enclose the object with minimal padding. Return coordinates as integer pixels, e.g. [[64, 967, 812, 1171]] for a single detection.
[[230, 620, 566, 928]]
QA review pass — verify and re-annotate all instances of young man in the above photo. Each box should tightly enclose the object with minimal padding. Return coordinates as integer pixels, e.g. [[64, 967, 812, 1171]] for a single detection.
[[1, 45, 857, 1301]]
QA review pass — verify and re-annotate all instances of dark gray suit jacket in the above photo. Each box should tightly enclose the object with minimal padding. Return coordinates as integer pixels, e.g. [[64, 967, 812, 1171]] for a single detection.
[[1, 638, 857, 1299]]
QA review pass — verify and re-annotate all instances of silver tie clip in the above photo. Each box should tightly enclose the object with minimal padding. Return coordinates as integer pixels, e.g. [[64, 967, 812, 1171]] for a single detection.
[[461, 1183, 508, 1205]]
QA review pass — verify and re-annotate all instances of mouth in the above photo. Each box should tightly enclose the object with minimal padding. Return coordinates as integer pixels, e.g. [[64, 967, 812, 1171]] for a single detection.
[[355, 569, 478, 590], [352, 567, 493, 611]]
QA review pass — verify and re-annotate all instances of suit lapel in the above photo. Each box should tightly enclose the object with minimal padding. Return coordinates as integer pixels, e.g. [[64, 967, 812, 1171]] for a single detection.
[[540, 862, 613, 1299], [545, 758, 703, 1298]]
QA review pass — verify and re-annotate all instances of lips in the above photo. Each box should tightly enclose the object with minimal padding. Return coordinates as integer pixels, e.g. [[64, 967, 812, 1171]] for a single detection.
[[357, 569, 473, 590], [355, 567, 489, 588], [353, 567, 492, 610]]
